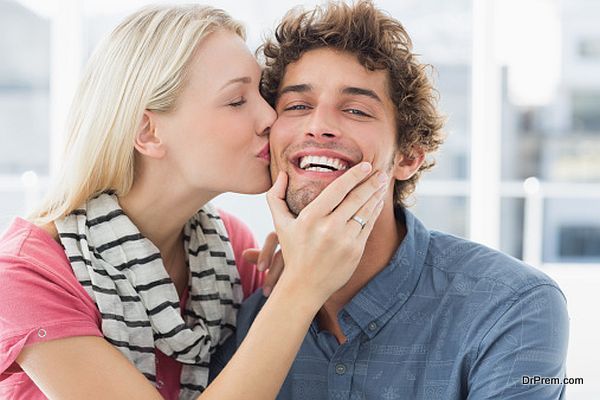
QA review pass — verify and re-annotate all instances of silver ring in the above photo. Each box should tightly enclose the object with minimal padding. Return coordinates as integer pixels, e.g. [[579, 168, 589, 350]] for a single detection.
[[351, 215, 367, 229]]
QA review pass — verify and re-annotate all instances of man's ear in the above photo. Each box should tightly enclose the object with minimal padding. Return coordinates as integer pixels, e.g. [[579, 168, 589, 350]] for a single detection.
[[391, 147, 425, 181], [134, 110, 166, 159]]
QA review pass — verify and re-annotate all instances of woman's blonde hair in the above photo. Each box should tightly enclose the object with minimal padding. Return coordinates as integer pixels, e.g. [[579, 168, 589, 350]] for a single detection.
[[30, 5, 244, 225]]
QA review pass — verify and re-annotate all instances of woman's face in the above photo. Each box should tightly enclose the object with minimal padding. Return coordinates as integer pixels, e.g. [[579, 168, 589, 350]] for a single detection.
[[153, 29, 276, 195]]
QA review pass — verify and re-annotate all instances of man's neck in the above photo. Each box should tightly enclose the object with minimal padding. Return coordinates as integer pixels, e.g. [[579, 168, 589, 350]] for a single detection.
[[317, 203, 406, 343]]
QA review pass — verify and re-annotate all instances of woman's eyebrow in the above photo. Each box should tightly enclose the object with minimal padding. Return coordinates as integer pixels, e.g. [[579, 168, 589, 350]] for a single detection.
[[220, 76, 252, 90]]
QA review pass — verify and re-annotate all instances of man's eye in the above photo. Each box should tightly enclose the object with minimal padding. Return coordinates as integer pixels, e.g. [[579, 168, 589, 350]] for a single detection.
[[229, 98, 247, 107], [345, 108, 371, 117], [284, 104, 309, 111]]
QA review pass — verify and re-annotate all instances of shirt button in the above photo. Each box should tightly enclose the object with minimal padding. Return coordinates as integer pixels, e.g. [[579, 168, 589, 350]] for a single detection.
[[156, 380, 164, 388], [368, 321, 378, 332], [335, 363, 347, 375], [37, 328, 47, 338]]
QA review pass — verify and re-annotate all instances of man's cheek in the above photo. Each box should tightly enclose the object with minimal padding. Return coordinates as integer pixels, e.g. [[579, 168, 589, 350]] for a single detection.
[[269, 155, 279, 182]]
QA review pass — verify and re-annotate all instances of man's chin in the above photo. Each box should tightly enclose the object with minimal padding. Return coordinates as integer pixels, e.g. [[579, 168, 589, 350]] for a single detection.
[[285, 185, 324, 216]]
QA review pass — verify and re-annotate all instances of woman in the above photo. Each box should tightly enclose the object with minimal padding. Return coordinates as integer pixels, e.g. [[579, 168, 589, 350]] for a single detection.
[[0, 5, 387, 400]]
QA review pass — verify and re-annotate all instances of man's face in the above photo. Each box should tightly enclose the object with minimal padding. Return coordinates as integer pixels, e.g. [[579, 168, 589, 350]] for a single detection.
[[269, 48, 399, 215]]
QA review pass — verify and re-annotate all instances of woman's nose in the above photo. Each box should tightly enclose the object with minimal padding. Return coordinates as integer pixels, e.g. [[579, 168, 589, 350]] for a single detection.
[[257, 98, 277, 136]]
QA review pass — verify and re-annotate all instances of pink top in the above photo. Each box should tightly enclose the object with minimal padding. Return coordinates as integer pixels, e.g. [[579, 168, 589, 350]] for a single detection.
[[0, 210, 263, 400]]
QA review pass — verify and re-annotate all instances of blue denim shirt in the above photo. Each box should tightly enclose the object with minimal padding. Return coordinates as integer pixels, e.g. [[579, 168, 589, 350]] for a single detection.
[[210, 209, 569, 399]]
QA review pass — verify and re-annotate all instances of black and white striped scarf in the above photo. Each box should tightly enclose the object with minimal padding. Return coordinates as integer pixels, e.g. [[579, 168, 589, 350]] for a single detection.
[[55, 193, 242, 399]]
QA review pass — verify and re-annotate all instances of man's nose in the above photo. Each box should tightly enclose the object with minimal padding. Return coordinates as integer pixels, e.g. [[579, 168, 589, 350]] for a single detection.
[[305, 106, 339, 140]]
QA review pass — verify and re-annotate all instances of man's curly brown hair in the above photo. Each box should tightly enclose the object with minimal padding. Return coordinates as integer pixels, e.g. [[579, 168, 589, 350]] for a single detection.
[[260, 0, 445, 208]]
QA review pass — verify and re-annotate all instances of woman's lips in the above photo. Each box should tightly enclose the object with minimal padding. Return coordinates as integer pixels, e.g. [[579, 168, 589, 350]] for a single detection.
[[258, 143, 270, 162]]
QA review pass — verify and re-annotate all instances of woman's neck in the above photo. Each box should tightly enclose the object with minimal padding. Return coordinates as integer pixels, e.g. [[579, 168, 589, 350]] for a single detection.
[[119, 177, 218, 295], [118, 175, 217, 258]]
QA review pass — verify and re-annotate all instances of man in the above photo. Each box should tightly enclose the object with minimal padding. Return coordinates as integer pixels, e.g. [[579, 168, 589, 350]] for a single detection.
[[211, 1, 569, 398]]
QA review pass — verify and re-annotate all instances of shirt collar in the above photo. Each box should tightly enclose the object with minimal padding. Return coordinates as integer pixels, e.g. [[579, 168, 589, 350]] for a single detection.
[[339, 208, 431, 339]]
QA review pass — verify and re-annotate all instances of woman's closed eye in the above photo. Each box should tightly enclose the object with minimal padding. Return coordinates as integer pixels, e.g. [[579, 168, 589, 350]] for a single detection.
[[228, 97, 247, 107]]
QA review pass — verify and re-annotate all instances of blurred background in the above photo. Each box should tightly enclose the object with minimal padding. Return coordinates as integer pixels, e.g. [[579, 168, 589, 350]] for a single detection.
[[0, 0, 598, 396]]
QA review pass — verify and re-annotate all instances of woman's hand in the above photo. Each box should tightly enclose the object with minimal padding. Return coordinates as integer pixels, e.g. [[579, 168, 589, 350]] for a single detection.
[[267, 161, 388, 306]]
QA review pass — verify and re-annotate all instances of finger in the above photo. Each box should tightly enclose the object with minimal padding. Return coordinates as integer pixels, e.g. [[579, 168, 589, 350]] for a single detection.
[[333, 171, 388, 223], [300, 162, 372, 218], [357, 196, 386, 241], [242, 248, 260, 265], [257, 232, 279, 272], [262, 250, 284, 297], [266, 172, 293, 228], [345, 184, 387, 236]]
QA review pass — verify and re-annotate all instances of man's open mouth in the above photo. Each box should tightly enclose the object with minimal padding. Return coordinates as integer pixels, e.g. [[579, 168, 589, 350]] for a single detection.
[[298, 155, 349, 172]]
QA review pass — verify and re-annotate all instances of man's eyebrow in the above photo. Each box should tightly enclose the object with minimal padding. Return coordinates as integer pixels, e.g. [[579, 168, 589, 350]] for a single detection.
[[341, 86, 382, 103], [279, 84, 313, 96], [220, 77, 251, 90]]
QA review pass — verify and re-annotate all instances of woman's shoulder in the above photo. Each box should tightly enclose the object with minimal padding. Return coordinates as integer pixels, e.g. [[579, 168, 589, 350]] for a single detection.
[[37, 220, 60, 241], [0, 218, 102, 382], [0, 218, 88, 303], [0, 218, 66, 268], [0, 218, 101, 351], [217, 209, 256, 247], [215, 209, 264, 299]]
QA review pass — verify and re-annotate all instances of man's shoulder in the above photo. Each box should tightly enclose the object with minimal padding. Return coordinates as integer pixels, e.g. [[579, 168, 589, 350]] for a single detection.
[[234, 289, 268, 341], [424, 230, 561, 296]]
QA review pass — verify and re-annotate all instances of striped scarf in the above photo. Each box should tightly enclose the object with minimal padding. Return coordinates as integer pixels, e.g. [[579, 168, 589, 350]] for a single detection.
[[55, 193, 243, 399]]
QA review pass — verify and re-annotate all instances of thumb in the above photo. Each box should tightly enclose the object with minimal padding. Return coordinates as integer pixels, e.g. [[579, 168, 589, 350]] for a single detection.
[[266, 172, 293, 227]]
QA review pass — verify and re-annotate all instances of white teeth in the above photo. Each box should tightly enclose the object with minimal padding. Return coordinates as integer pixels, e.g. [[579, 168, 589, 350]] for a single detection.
[[299, 155, 349, 171]]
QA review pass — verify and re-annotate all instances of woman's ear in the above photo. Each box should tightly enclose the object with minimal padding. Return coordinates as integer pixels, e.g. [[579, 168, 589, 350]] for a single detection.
[[391, 147, 425, 181], [134, 110, 166, 159]]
